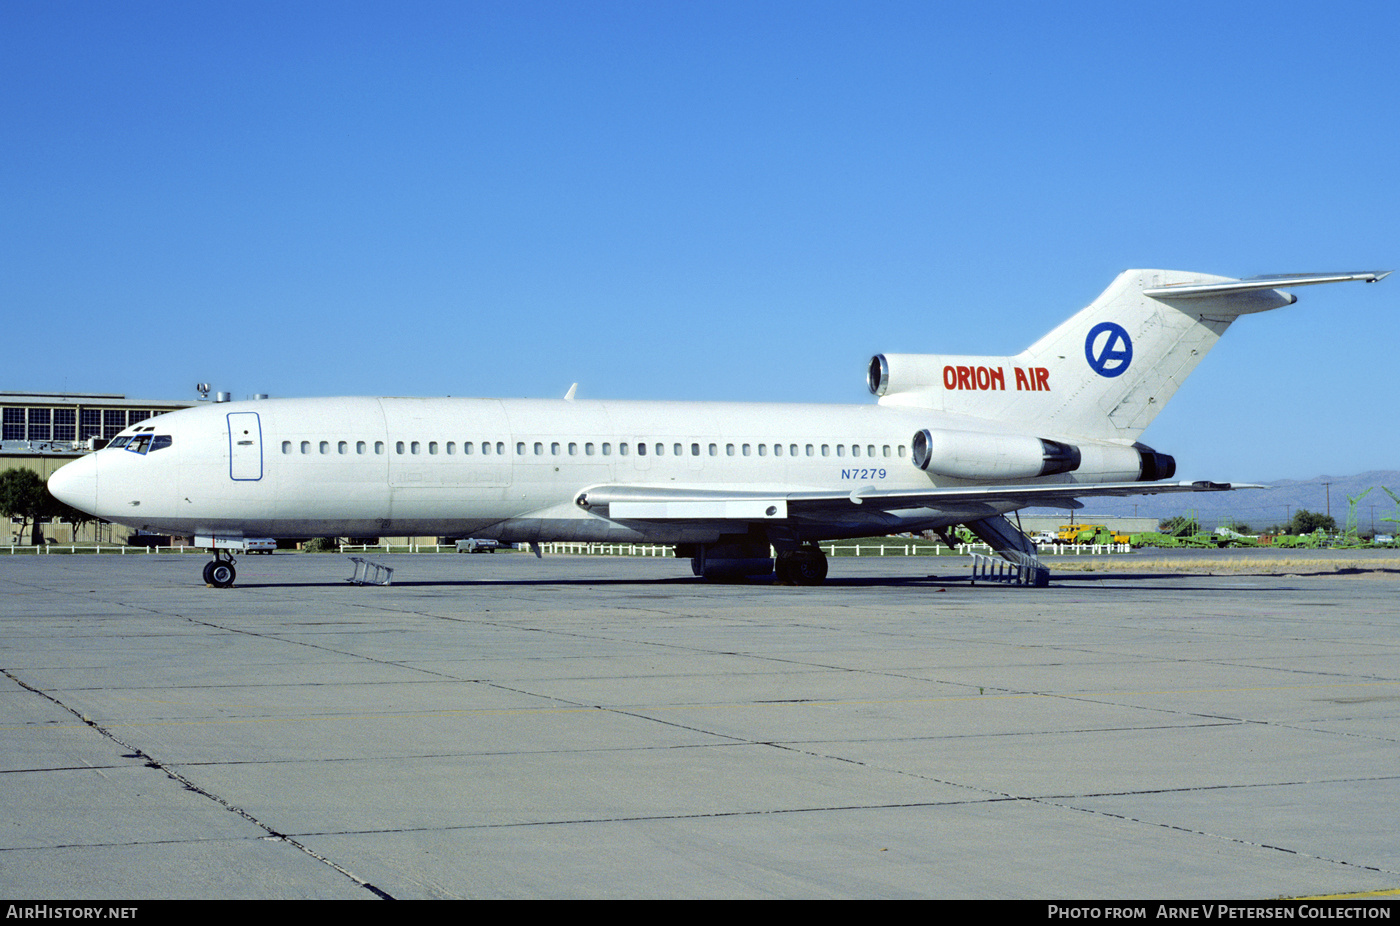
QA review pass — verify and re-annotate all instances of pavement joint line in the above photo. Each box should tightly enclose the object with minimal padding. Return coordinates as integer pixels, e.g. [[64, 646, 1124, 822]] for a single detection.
[[0, 666, 395, 900]]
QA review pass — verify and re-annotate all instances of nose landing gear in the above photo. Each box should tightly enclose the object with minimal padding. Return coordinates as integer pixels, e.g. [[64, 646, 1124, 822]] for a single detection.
[[203, 552, 237, 588]]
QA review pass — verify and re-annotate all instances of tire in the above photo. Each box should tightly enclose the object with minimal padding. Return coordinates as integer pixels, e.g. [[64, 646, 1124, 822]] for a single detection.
[[207, 561, 236, 588]]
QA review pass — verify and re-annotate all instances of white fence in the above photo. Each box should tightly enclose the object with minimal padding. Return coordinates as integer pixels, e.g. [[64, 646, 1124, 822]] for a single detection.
[[2, 541, 1132, 557]]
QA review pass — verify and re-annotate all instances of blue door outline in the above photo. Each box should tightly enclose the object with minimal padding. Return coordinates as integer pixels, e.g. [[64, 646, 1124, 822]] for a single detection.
[[227, 412, 263, 481]]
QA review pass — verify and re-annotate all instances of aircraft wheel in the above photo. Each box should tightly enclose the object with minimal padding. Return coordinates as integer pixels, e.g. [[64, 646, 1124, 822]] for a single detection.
[[206, 561, 236, 588], [790, 549, 828, 586]]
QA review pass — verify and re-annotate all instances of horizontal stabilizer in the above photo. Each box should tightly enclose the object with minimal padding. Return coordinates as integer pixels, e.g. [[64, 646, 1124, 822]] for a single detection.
[[1142, 271, 1390, 300]]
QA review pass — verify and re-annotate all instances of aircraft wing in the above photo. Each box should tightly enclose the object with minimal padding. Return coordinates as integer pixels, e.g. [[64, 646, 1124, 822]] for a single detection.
[[575, 480, 1257, 522]]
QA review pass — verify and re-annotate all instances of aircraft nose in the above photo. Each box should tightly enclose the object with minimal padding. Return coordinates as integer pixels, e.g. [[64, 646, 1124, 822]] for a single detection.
[[48, 455, 98, 516]]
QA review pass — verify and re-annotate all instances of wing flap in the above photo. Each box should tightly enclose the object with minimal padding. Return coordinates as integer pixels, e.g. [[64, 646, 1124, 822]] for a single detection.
[[577, 481, 1256, 522]]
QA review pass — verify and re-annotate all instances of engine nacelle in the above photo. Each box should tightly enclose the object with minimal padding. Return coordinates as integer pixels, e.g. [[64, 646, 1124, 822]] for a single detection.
[[910, 429, 1176, 482], [911, 429, 1081, 480]]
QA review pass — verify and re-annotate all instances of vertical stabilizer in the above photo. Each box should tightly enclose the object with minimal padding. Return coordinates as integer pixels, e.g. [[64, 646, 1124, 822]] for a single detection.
[[872, 270, 1387, 442]]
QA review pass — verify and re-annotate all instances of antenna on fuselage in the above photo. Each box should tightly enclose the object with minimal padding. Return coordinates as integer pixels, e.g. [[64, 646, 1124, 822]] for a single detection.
[[196, 383, 211, 401]]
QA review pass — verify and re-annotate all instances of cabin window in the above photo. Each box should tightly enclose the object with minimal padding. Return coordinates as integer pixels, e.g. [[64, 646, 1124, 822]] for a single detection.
[[568, 442, 577, 455], [483, 442, 492, 455], [867, 445, 876, 457], [319, 441, 330, 454], [374, 441, 384, 454], [534, 442, 543, 455], [551, 442, 560, 455], [620, 443, 629, 456], [898, 445, 906, 458], [882, 445, 890, 457], [837, 445, 846, 457], [805, 444, 814, 457], [337, 441, 347, 454], [670, 443, 679, 456], [602, 443, 612, 456], [821, 444, 830, 457], [726, 444, 735, 456], [496, 441, 504, 455], [851, 445, 860, 458], [636, 442, 646, 456], [357, 441, 366, 454], [773, 444, 782, 457], [758, 444, 766, 456], [462, 441, 473, 455], [282, 441, 291, 454], [708, 443, 717, 456], [516, 442, 525, 455], [429, 442, 438, 455], [691, 443, 700, 456], [301, 441, 311, 454], [585, 442, 595, 456], [446, 442, 455, 454]]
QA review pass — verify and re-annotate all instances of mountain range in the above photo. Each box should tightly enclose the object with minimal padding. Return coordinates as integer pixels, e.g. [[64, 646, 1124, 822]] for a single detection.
[[1027, 470, 1400, 533]]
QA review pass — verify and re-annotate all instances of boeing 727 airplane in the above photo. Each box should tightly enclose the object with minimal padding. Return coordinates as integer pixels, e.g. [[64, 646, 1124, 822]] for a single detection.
[[47, 268, 1389, 588]]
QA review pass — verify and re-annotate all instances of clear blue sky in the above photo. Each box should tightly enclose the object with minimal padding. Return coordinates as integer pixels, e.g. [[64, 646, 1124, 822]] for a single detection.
[[4, 1, 1396, 481]]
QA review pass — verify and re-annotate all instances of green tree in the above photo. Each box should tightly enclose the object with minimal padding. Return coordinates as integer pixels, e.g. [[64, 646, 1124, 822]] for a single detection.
[[1289, 509, 1336, 535], [0, 468, 48, 544]]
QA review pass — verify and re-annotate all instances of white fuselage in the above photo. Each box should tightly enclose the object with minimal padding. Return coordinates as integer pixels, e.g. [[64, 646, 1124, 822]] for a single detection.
[[51, 395, 1139, 543]]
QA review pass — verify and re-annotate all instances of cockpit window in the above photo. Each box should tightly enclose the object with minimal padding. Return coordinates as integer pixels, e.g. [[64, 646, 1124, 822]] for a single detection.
[[117, 434, 172, 455]]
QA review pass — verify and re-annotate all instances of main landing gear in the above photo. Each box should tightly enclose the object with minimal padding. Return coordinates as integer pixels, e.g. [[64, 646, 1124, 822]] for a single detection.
[[774, 545, 829, 586], [203, 551, 236, 588]]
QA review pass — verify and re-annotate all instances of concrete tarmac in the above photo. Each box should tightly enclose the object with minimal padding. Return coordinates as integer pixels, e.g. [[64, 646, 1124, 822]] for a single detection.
[[2, 551, 1398, 899]]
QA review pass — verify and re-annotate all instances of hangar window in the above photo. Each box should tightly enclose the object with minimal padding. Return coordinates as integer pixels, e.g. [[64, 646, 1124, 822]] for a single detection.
[[27, 408, 51, 441], [79, 409, 102, 441], [103, 410, 125, 439], [3, 407, 26, 441], [53, 409, 75, 442]]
